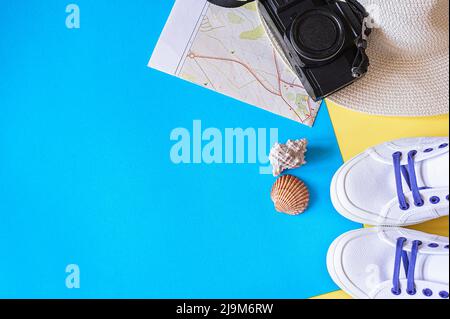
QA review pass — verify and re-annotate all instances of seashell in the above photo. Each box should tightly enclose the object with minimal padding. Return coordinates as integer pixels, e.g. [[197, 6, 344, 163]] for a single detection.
[[269, 139, 307, 177], [271, 175, 310, 216]]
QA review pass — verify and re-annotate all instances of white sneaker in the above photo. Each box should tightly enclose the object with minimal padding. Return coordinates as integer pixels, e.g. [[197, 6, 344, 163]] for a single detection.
[[327, 227, 449, 299], [331, 137, 449, 226]]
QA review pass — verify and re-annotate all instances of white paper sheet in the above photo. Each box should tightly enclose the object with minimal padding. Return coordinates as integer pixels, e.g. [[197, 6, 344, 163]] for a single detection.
[[150, 0, 321, 126]]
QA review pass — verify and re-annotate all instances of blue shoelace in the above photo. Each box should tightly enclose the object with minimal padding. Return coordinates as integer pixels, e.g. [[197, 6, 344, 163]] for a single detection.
[[392, 237, 421, 295], [392, 151, 425, 210]]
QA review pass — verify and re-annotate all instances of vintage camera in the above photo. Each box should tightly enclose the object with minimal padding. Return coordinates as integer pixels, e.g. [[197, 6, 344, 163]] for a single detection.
[[207, 0, 371, 101]]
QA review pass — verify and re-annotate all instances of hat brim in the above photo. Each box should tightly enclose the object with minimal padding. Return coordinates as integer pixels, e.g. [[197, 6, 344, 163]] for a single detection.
[[328, 47, 449, 117]]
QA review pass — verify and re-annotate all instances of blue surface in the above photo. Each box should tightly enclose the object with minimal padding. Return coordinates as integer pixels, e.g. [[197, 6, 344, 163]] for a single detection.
[[0, 0, 359, 298]]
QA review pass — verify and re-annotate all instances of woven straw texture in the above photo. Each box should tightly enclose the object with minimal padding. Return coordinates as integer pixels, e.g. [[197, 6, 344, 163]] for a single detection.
[[329, 0, 449, 116]]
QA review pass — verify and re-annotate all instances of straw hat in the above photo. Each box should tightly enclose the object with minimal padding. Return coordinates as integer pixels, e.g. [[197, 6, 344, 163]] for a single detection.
[[328, 0, 449, 117]]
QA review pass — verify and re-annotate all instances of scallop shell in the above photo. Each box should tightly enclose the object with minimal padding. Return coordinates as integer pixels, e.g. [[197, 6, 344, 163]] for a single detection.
[[269, 139, 307, 176], [271, 175, 310, 215]]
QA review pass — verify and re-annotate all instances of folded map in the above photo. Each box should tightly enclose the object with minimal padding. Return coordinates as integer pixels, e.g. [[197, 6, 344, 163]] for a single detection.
[[149, 0, 321, 127]]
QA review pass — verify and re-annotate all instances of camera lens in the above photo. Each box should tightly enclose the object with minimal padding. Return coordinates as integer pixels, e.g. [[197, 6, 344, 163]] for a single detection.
[[290, 10, 345, 62]]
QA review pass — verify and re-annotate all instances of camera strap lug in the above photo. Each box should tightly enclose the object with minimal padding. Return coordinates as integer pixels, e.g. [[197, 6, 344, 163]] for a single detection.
[[351, 16, 371, 78]]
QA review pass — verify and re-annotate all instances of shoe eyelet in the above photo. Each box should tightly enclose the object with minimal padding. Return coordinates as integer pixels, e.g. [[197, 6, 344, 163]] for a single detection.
[[439, 143, 448, 149], [423, 289, 433, 297], [430, 196, 440, 204], [439, 291, 449, 299], [424, 148, 434, 153], [407, 288, 417, 296], [400, 203, 410, 211], [391, 288, 401, 295], [415, 200, 425, 207], [428, 243, 439, 248]]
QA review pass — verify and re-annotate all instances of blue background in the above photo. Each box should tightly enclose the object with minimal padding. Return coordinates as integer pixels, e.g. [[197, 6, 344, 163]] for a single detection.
[[0, 0, 359, 298]]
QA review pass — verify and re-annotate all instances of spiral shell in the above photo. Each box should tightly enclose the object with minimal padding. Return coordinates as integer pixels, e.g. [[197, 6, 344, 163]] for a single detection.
[[271, 175, 310, 215], [269, 139, 307, 176]]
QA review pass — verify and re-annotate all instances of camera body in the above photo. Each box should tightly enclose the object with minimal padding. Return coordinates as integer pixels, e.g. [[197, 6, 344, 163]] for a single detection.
[[258, 0, 366, 101]]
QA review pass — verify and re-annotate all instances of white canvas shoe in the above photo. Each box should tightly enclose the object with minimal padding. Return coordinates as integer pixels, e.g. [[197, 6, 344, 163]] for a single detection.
[[327, 227, 450, 299], [331, 137, 449, 226]]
